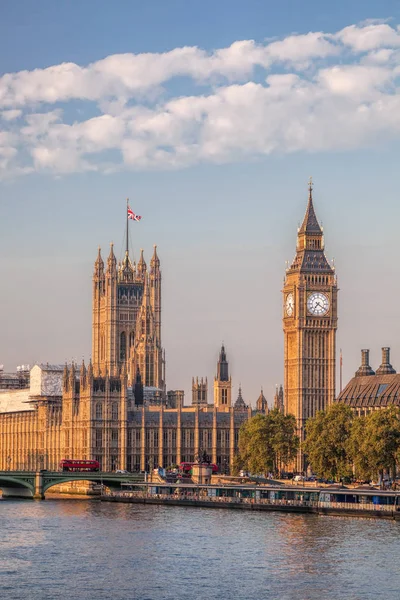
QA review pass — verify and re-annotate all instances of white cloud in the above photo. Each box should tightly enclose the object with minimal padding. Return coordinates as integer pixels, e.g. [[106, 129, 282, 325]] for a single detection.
[[2, 21, 400, 179], [336, 23, 400, 51], [1, 109, 22, 121]]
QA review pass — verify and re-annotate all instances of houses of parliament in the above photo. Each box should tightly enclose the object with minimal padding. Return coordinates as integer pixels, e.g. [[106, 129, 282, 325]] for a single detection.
[[0, 182, 338, 473]]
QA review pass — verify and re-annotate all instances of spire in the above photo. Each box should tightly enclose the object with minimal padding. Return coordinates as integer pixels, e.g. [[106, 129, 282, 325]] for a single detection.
[[137, 248, 147, 278], [107, 242, 117, 275], [150, 244, 160, 271], [256, 387, 268, 413], [216, 344, 229, 381], [63, 363, 69, 392], [80, 359, 87, 387], [69, 361, 76, 388], [298, 177, 322, 235], [234, 384, 247, 410], [87, 359, 93, 381], [94, 246, 104, 272]]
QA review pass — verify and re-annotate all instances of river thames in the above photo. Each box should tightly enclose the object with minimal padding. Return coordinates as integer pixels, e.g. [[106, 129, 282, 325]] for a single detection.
[[1, 497, 400, 600]]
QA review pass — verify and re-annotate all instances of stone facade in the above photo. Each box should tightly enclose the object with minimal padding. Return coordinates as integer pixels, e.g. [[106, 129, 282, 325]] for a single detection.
[[0, 361, 253, 473], [0, 235, 266, 474]]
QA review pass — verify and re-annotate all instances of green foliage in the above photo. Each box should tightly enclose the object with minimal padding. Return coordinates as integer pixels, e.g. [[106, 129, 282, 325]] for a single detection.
[[237, 409, 299, 476], [305, 404, 400, 482], [358, 406, 400, 480], [304, 403, 354, 481]]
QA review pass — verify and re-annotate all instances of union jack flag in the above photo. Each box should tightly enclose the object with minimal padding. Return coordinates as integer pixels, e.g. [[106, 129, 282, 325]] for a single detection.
[[127, 206, 142, 222]]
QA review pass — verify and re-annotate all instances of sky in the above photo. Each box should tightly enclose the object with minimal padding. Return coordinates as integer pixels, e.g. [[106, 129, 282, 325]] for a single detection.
[[2, 0, 400, 406]]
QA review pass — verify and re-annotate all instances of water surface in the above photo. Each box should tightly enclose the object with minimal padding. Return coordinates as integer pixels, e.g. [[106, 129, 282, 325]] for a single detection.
[[1, 497, 399, 600]]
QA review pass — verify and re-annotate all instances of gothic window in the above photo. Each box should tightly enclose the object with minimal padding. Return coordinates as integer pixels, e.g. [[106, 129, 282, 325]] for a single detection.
[[120, 332, 126, 361], [222, 389, 228, 405], [95, 429, 102, 448], [111, 430, 119, 447], [96, 403, 102, 420], [112, 403, 119, 420]]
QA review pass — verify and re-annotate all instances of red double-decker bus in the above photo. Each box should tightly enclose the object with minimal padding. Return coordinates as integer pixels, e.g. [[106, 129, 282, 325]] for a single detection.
[[60, 459, 100, 472], [179, 462, 218, 474]]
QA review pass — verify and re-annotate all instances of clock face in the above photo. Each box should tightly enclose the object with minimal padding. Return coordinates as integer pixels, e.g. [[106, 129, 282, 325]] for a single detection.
[[285, 293, 294, 317], [307, 292, 329, 316]]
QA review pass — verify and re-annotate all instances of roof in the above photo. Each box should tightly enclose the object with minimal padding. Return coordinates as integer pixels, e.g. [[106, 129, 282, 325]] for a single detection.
[[35, 364, 65, 372], [337, 373, 400, 408], [298, 192, 323, 235], [289, 249, 334, 274]]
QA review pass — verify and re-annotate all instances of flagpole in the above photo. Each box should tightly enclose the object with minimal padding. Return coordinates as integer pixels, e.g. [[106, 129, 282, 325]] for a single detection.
[[126, 198, 129, 256]]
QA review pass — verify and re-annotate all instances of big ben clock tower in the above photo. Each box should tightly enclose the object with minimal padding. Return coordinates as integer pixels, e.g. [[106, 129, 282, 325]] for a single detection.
[[283, 179, 338, 471]]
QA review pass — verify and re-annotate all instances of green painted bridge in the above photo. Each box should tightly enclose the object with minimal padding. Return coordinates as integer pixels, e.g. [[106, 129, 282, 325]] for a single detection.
[[0, 471, 145, 499]]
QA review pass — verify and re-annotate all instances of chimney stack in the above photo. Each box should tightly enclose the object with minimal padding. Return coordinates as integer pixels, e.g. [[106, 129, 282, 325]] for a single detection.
[[355, 349, 375, 377], [376, 347, 396, 375]]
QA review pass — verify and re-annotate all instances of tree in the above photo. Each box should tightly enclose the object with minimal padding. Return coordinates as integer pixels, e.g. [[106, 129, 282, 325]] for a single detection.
[[237, 410, 299, 476], [347, 414, 370, 481], [269, 409, 299, 474], [359, 406, 400, 482], [303, 403, 354, 481]]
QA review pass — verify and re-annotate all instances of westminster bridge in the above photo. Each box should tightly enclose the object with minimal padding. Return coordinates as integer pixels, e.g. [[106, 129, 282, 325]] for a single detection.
[[0, 471, 144, 499]]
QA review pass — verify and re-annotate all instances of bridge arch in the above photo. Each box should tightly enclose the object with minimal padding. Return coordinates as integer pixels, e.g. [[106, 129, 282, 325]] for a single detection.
[[0, 475, 35, 498]]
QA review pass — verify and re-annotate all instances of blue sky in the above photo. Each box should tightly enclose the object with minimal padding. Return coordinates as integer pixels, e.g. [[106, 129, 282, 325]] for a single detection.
[[1, 0, 400, 405]]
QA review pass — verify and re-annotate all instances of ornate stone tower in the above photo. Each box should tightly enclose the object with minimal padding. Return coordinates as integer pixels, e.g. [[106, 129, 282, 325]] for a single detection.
[[92, 207, 165, 392], [192, 377, 208, 407], [283, 180, 338, 470], [214, 345, 232, 409]]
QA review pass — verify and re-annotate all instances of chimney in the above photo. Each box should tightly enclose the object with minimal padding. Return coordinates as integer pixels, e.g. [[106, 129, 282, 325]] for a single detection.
[[355, 349, 375, 377], [376, 347, 396, 375]]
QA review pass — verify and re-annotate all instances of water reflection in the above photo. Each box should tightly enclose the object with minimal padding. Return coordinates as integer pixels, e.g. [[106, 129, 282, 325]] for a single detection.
[[1, 499, 400, 600]]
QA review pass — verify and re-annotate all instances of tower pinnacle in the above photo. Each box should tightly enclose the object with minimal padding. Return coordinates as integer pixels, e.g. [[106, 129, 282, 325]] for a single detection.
[[298, 177, 322, 235]]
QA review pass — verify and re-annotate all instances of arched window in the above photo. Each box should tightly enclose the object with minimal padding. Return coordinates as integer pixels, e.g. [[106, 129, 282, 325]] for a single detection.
[[120, 331, 126, 361], [96, 403, 102, 420], [112, 403, 119, 420]]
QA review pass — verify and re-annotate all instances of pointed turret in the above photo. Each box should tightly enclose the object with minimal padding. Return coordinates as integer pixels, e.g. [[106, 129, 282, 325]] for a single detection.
[[150, 244, 160, 271], [234, 384, 247, 410], [87, 359, 93, 382], [298, 179, 323, 235], [119, 250, 135, 282], [256, 387, 268, 413], [217, 344, 229, 381], [63, 363, 69, 392], [94, 247, 104, 277], [274, 385, 284, 412], [69, 362, 76, 390], [137, 248, 147, 278], [80, 359, 86, 387], [107, 242, 117, 276]]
